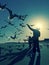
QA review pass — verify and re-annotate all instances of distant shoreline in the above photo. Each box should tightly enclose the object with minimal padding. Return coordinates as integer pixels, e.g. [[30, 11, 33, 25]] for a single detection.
[[0, 40, 49, 44]]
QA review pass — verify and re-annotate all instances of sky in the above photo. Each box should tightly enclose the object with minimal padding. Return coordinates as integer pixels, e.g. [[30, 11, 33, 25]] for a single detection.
[[0, 0, 49, 43]]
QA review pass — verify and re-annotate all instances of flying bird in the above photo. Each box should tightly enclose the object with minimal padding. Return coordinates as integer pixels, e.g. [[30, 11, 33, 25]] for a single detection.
[[8, 22, 14, 26], [16, 28, 22, 31], [19, 23, 26, 27], [10, 32, 17, 39], [18, 15, 28, 21], [23, 39, 28, 42], [10, 35, 16, 39], [0, 3, 6, 10], [5, 20, 14, 26], [0, 25, 8, 29], [17, 32, 23, 35], [30, 25, 34, 26], [5, 7, 18, 20], [6, 7, 28, 21]]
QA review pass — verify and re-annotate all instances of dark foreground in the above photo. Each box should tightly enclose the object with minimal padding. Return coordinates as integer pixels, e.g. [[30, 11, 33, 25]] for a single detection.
[[0, 42, 49, 65]]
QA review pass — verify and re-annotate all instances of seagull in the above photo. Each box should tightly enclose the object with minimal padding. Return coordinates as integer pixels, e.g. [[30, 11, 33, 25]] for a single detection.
[[30, 25, 34, 26], [10, 32, 17, 39], [18, 15, 28, 21], [16, 28, 22, 31], [17, 32, 23, 35], [19, 23, 26, 27], [5, 20, 14, 26], [0, 3, 6, 10], [10, 35, 16, 39], [5, 7, 28, 21], [0, 25, 8, 29], [5, 7, 18, 20], [23, 39, 28, 42], [8, 21, 14, 26]]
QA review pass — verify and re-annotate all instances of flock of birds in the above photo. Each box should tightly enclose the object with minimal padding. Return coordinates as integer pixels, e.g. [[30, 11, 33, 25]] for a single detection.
[[0, 3, 28, 41], [0, 3, 28, 21], [0, 3, 34, 42]]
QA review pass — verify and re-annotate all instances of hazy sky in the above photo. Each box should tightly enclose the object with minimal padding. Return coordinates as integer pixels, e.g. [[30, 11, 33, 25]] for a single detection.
[[0, 0, 49, 43]]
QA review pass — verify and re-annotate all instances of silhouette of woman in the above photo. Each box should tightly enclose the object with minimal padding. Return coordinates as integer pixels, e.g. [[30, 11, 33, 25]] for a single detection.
[[27, 24, 40, 54]]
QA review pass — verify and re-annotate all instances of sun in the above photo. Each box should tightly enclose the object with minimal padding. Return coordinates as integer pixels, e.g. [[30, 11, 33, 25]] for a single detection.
[[31, 16, 47, 31], [28, 15, 47, 31], [34, 22, 44, 32], [27, 15, 48, 40], [35, 23, 43, 30]]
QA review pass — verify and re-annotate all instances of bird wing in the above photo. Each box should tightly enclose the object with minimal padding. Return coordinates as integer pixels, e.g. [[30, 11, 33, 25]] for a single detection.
[[10, 34, 16, 39], [3, 4, 6, 8], [13, 14, 19, 18], [3, 4, 6, 7], [6, 7, 12, 16]]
